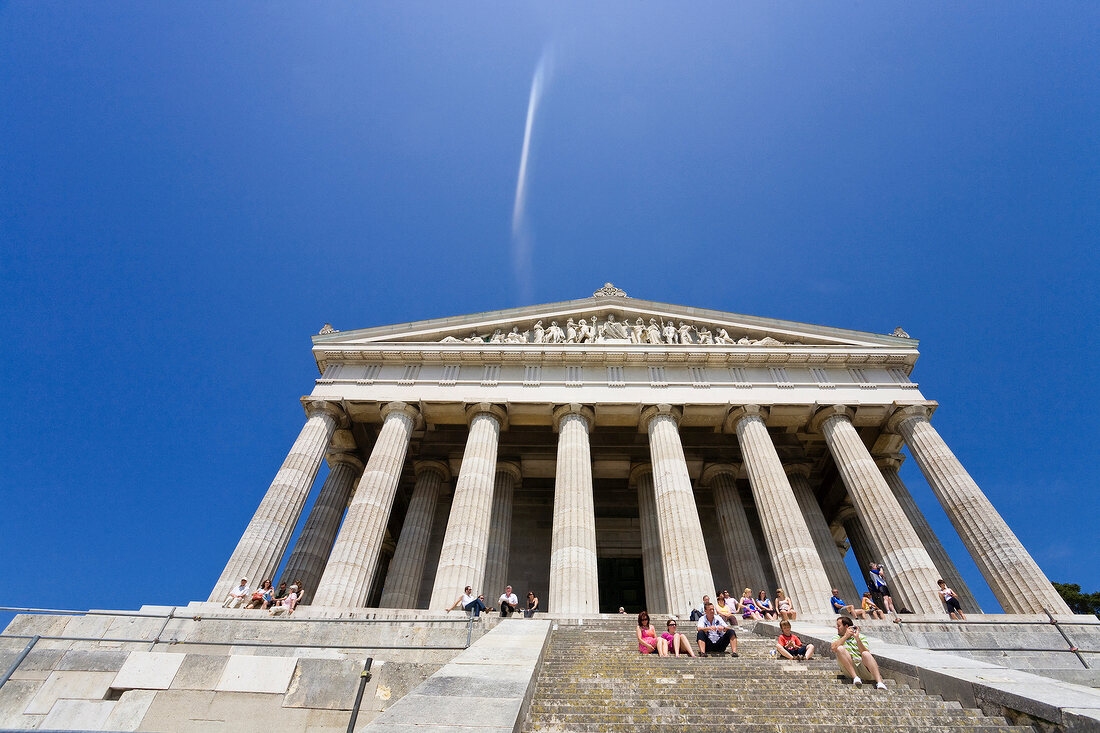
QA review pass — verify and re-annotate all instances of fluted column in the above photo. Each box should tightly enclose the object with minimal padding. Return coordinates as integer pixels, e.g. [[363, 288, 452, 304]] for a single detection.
[[210, 400, 345, 601], [728, 406, 833, 615], [548, 404, 600, 614], [632, 463, 667, 614], [312, 402, 419, 607], [839, 509, 877, 591], [812, 405, 941, 613], [876, 453, 980, 612], [643, 405, 714, 615], [889, 406, 1069, 614], [429, 404, 506, 608], [483, 461, 521, 601], [281, 452, 364, 602], [379, 459, 450, 609], [785, 464, 861, 604], [702, 464, 769, 596]]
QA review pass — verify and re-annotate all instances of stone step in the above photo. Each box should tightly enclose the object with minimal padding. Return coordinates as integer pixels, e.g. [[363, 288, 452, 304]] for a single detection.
[[524, 723, 1032, 733], [529, 703, 973, 715], [526, 713, 997, 726]]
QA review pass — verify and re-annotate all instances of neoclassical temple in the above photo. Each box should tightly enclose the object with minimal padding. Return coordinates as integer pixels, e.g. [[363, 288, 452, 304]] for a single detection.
[[210, 285, 1068, 617]]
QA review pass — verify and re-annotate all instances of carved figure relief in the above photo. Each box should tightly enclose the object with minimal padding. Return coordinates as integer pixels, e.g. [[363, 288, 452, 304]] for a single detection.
[[435, 314, 800, 346]]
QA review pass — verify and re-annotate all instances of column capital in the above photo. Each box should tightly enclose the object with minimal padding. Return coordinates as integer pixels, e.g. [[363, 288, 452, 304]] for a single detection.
[[833, 503, 859, 525], [465, 402, 508, 429], [628, 462, 653, 486], [874, 453, 905, 472], [809, 404, 854, 434], [381, 401, 421, 425], [302, 398, 349, 428], [724, 404, 769, 432], [325, 451, 364, 473], [414, 458, 451, 482], [495, 460, 522, 483], [640, 403, 681, 430], [782, 462, 813, 479], [552, 403, 594, 431], [885, 403, 936, 434], [700, 462, 742, 486]]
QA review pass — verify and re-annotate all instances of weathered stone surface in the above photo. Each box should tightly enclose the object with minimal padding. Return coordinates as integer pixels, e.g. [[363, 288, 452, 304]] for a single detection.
[[215, 654, 298, 694], [24, 670, 116, 714], [315, 403, 418, 608], [364, 619, 549, 732], [211, 402, 343, 601], [632, 463, 667, 614], [380, 461, 448, 609], [482, 462, 520, 607], [102, 689, 157, 731], [284, 657, 366, 710], [41, 699, 116, 729], [704, 464, 770, 600], [57, 648, 130, 672], [548, 405, 599, 615], [170, 654, 229, 690], [0, 679, 42, 728], [112, 651, 185, 690]]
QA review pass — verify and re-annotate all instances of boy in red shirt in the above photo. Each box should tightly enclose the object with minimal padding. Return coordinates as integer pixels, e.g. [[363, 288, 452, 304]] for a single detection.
[[776, 620, 815, 660]]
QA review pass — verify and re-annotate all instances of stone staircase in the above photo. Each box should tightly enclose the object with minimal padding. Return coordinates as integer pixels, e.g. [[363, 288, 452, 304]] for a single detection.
[[522, 619, 1037, 732]]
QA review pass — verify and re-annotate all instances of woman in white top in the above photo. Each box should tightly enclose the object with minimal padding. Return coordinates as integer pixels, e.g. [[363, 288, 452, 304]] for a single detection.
[[775, 588, 797, 621]]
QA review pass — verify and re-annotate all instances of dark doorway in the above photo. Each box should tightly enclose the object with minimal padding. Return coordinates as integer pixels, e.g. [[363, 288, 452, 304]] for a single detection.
[[598, 557, 646, 614]]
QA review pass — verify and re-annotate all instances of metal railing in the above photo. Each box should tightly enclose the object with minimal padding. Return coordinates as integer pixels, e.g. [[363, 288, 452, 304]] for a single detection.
[[893, 608, 1096, 669], [0, 605, 479, 692]]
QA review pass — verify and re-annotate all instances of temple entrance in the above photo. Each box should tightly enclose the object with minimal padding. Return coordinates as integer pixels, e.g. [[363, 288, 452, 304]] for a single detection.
[[597, 556, 645, 614]]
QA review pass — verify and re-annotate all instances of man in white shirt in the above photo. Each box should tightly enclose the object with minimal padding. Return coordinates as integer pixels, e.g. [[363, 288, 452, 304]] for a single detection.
[[223, 578, 250, 608], [695, 602, 738, 656], [498, 585, 519, 617], [446, 585, 487, 618]]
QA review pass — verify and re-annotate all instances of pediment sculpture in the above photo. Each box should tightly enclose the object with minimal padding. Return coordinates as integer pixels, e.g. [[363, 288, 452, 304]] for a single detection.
[[439, 314, 796, 346]]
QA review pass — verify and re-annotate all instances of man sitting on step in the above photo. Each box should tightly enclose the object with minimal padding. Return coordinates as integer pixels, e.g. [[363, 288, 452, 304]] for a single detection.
[[696, 602, 738, 656], [689, 594, 711, 622], [829, 589, 867, 619], [498, 585, 519, 617], [830, 616, 887, 689], [223, 578, 250, 608]]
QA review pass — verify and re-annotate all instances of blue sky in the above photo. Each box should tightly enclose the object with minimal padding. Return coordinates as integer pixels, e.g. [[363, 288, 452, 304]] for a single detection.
[[1, 3, 1097, 620]]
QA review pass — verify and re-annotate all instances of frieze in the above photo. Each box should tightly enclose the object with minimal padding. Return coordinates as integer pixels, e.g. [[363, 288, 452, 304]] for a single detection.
[[439, 313, 799, 347]]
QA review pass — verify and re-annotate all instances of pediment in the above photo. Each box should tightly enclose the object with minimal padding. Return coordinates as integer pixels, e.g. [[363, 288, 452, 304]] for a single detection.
[[314, 286, 915, 350]]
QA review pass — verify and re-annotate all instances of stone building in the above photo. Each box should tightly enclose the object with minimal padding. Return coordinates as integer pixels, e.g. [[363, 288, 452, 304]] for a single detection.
[[212, 284, 1069, 619]]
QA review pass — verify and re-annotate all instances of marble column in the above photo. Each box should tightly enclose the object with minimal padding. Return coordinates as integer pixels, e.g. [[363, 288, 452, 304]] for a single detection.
[[632, 463, 667, 614], [785, 464, 861, 604], [889, 406, 1069, 614], [840, 509, 877, 592], [379, 459, 450, 609], [483, 461, 521, 602], [548, 404, 600, 614], [728, 406, 833, 616], [429, 404, 506, 609], [812, 405, 941, 613], [210, 400, 345, 602], [702, 463, 769, 597], [643, 405, 714, 615], [876, 453, 981, 612], [281, 452, 364, 602], [312, 402, 419, 608]]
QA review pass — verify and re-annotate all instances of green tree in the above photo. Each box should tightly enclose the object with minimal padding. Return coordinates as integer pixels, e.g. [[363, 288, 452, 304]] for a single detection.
[[1052, 583, 1100, 617]]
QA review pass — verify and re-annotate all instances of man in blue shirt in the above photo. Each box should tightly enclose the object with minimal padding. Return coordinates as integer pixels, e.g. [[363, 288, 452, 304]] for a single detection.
[[830, 588, 867, 618]]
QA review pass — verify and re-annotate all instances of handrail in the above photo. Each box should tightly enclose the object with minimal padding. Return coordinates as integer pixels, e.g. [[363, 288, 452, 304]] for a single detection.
[[893, 617, 1099, 627], [0, 633, 469, 651], [0, 606, 472, 624]]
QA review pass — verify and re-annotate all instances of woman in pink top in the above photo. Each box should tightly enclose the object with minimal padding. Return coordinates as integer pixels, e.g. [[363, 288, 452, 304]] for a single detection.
[[636, 611, 667, 655], [660, 619, 696, 657]]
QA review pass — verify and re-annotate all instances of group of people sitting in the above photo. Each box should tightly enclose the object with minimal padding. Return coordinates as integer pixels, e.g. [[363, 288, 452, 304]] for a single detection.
[[637, 599, 742, 657], [445, 585, 540, 618], [689, 588, 799, 624], [221, 577, 304, 616]]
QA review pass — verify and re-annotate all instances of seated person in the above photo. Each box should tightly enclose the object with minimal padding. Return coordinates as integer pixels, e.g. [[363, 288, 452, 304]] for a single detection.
[[714, 593, 737, 624], [776, 620, 815, 660], [498, 585, 519, 617], [755, 590, 776, 620], [689, 594, 711, 622], [269, 584, 299, 616], [637, 611, 666, 655], [525, 591, 539, 618], [737, 588, 763, 620], [695, 603, 738, 656], [661, 619, 696, 657], [775, 588, 797, 621], [223, 578, 250, 609], [861, 592, 886, 620], [244, 580, 271, 610], [446, 585, 487, 617], [830, 617, 887, 689], [830, 589, 867, 619], [269, 581, 288, 610]]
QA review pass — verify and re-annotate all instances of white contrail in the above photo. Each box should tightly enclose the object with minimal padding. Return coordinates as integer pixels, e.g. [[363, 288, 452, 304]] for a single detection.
[[511, 48, 553, 302]]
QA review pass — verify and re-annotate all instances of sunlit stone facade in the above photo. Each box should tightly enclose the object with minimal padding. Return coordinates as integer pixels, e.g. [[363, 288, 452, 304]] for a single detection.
[[212, 285, 1069, 616]]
